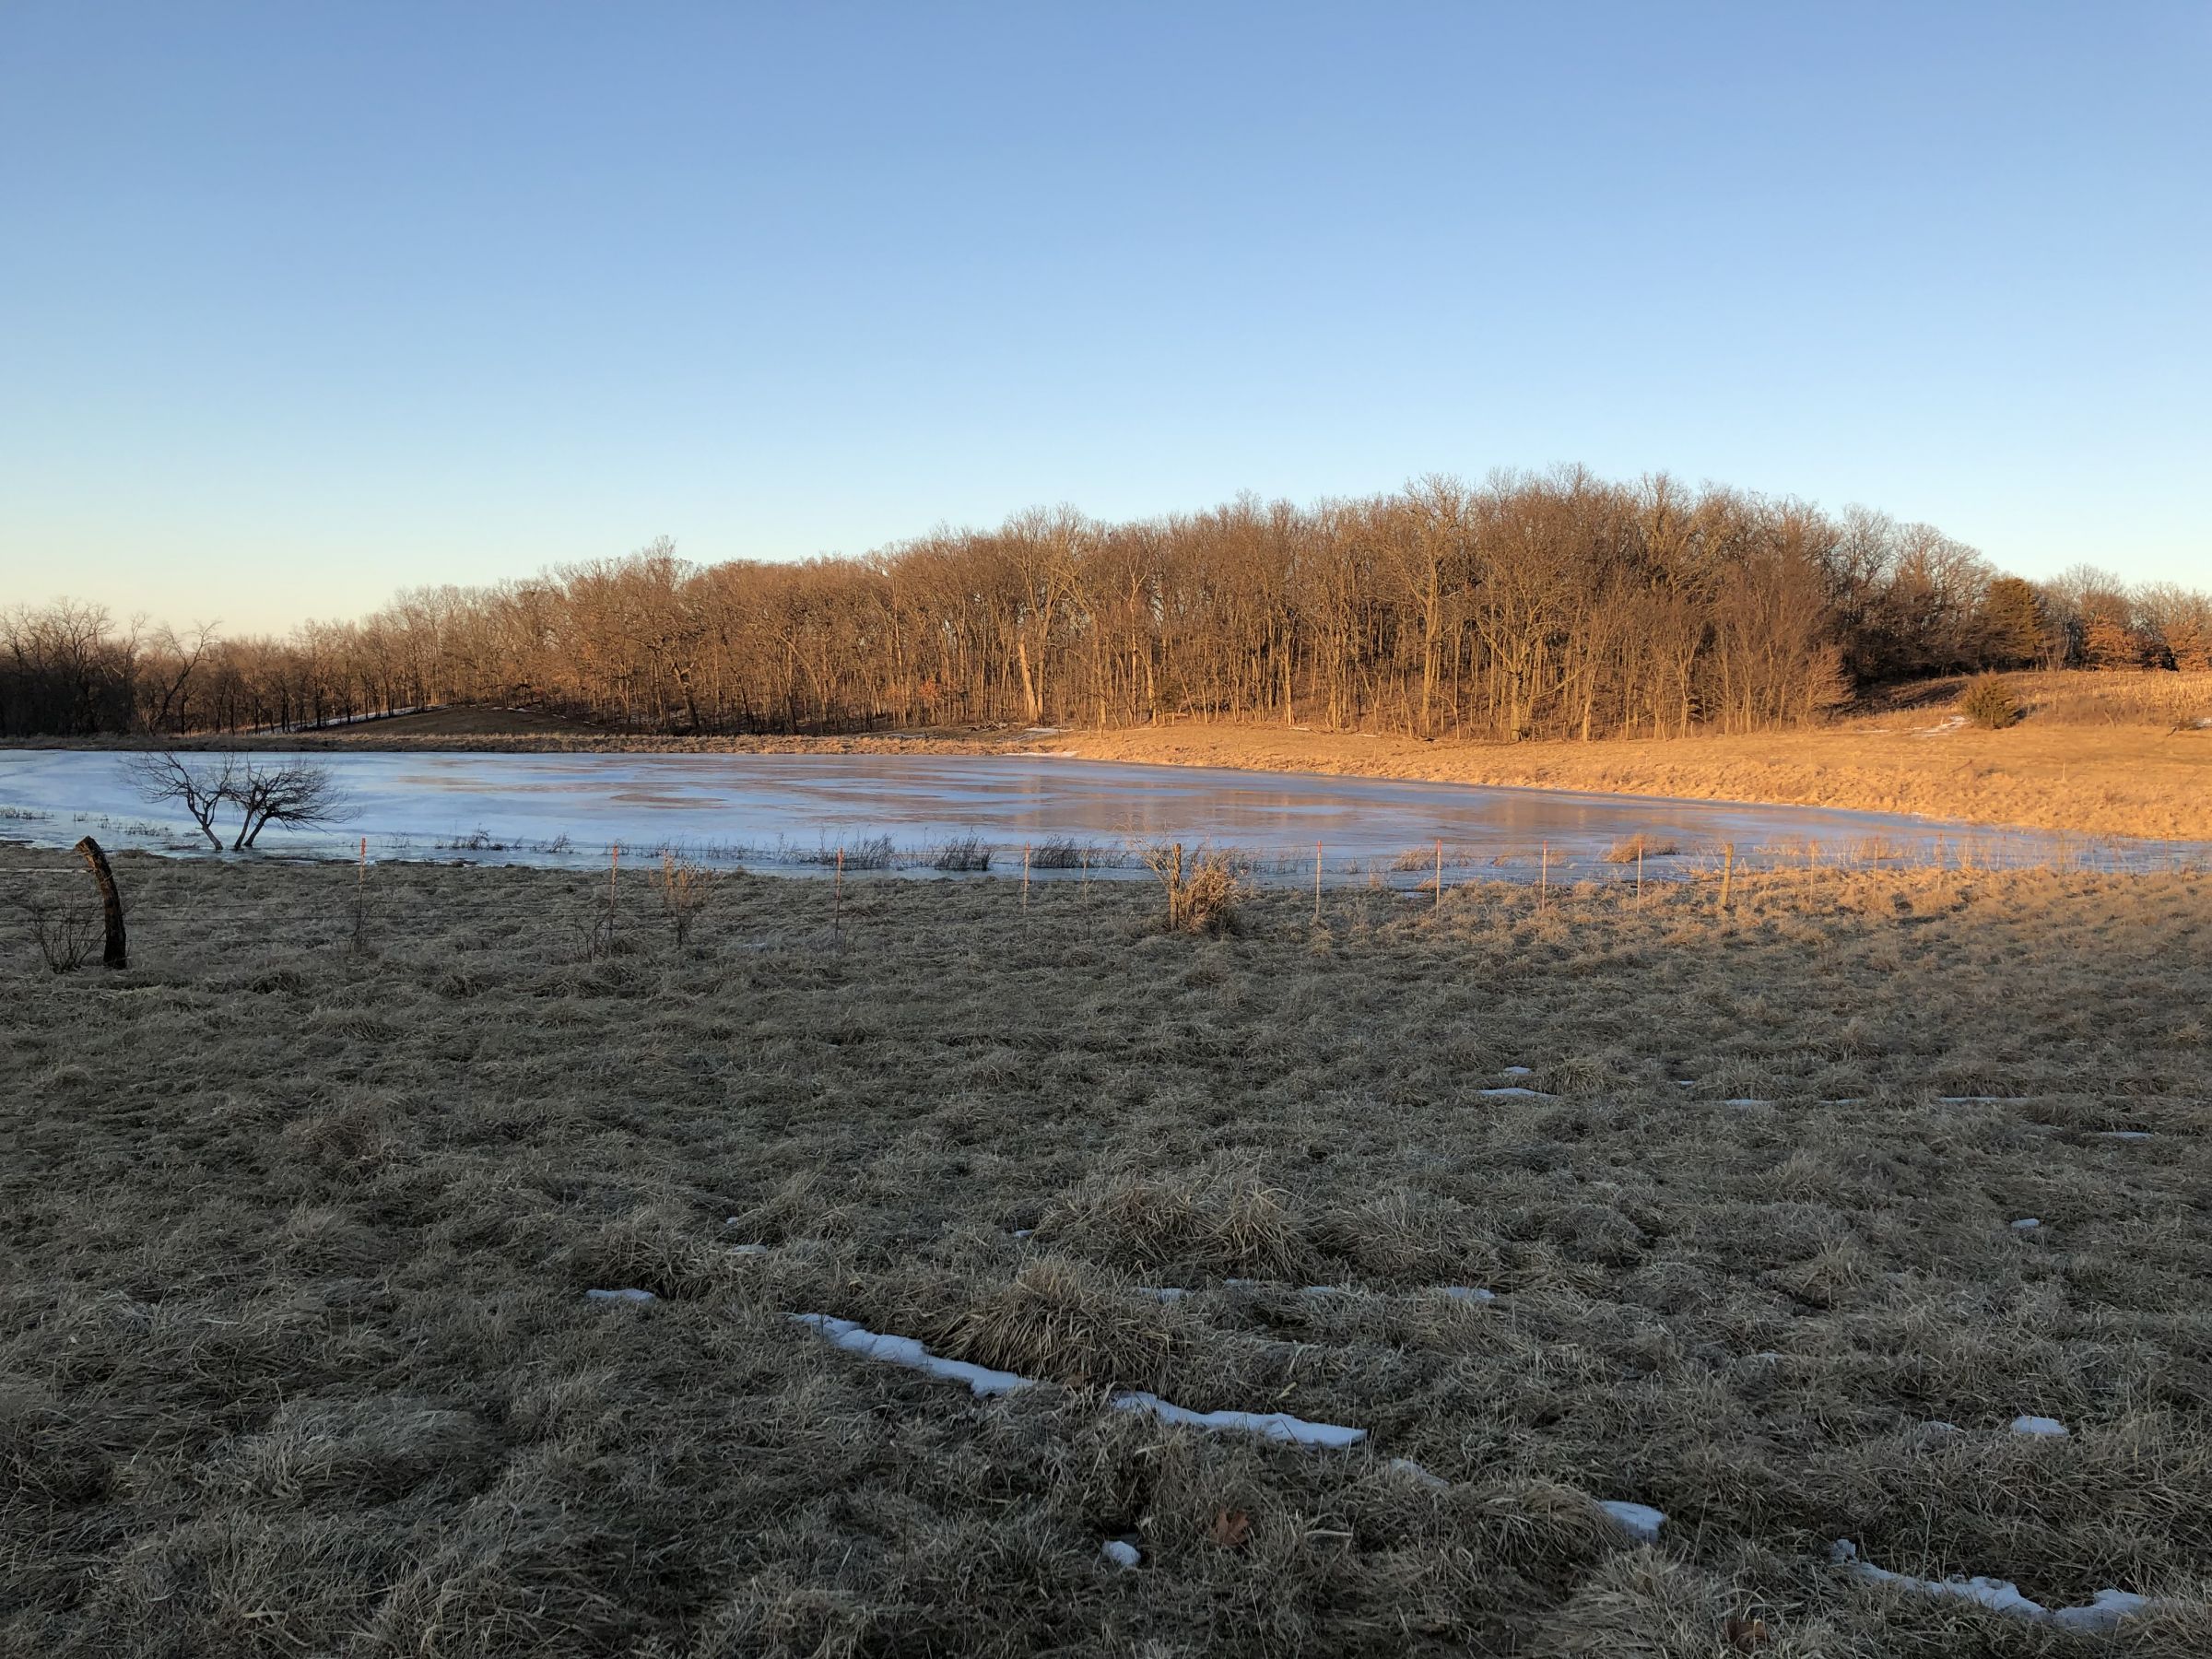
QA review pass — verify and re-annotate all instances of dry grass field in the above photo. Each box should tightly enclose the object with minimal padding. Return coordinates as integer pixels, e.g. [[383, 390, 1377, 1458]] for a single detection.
[[4, 847, 2210, 1655], [1062, 674, 2212, 847]]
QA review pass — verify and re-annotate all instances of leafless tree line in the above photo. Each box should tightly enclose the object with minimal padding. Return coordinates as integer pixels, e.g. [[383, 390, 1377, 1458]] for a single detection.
[[6, 469, 2206, 742]]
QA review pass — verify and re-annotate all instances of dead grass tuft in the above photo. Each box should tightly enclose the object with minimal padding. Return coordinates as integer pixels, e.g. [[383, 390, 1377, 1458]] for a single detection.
[[1037, 1162, 1312, 1279], [937, 1256, 1183, 1387]]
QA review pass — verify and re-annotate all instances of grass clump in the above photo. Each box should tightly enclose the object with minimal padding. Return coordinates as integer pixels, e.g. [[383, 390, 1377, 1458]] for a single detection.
[[1141, 841, 1242, 935], [1603, 832, 1679, 863], [1036, 1163, 1312, 1279], [936, 1256, 1182, 1388], [931, 833, 992, 872], [1029, 835, 1102, 870]]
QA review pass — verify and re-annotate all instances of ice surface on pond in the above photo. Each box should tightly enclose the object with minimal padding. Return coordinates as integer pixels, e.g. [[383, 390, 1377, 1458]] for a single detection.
[[6, 747, 2196, 884], [1598, 1500, 1665, 1541]]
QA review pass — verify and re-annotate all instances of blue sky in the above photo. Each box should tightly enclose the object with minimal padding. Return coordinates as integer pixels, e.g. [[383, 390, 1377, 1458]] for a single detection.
[[2, 3, 2206, 633]]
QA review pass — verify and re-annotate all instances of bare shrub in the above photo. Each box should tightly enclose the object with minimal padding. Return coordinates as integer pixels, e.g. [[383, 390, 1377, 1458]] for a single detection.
[[11, 891, 100, 973], [1959, 675, 2023, 730], [653, 853, 714, 947], [1140, 841, 1241, 935], [931, 834, 992, 873]]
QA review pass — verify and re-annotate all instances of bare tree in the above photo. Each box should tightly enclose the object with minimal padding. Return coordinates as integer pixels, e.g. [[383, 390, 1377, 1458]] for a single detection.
[[120, 751, 235, 849], [123, 750, 348, 849], [227, 758, 351, 849]]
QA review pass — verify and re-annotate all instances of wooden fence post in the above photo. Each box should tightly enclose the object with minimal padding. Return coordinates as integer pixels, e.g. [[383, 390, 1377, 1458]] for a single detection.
[[73, 836, 127, 969]]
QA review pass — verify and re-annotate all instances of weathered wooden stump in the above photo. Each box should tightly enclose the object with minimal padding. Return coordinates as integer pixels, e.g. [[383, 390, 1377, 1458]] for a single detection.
[[73, 836, 127, 969]]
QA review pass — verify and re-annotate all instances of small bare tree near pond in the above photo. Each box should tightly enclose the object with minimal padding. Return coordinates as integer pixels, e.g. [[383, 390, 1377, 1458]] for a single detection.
[[123, 752, 351, 850]]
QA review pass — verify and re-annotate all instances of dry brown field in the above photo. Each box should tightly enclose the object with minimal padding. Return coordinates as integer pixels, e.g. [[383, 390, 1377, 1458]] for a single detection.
[[3, 845, 2209, 1655], [1059, 673, 2212, 846]]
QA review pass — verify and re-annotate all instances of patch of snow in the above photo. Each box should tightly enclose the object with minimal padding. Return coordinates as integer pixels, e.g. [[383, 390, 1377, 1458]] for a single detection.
[[1132, 1286, 1189, 1302], [1819, 1098, 1866, 1105], [1387, 1456, 1449, 1490], [1100, 1538, 1140, 1569], [792, 1313, 1036, 1398], [2097, 1130, 2153, 1141], [1439, 1286, 1497, 1303], [1938, 1095, 2029, 1104], [1723, 1098, 1772, 1108], [1479, 1086, 1555, 1099], [2008, 1218, 2041, 1231], [1671, 1079, 1697, 1088], [1599, 1500, 1665, 1541], [1109, 1390, 1366, 1449], [728, 1241, 771, 1256], [1831, 1538, 2043, 1617], [2050, 1589, 2158, 1632], [1011, 1228, 1035, 1238], [2010, 1415, 2068, 1438], [1500, 1065, 1535, 1077], [1831, 1541, 2165, 1631], [585, 1287, 655, 1303]]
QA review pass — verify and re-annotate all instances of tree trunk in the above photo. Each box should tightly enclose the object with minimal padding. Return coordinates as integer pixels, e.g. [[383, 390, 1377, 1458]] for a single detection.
[[74, 836, 127, 969]]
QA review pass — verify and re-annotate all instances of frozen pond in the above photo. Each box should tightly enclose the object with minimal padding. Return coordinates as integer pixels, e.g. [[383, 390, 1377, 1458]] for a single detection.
[[0, 748, 2199, 885]]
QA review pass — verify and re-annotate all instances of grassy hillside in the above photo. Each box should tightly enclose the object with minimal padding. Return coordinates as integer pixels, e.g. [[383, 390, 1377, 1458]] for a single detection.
[[4, 849, 2207, 1654]]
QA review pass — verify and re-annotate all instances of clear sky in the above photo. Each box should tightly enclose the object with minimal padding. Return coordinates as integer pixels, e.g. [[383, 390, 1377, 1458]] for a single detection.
[[2, 2, 2206, 634]]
